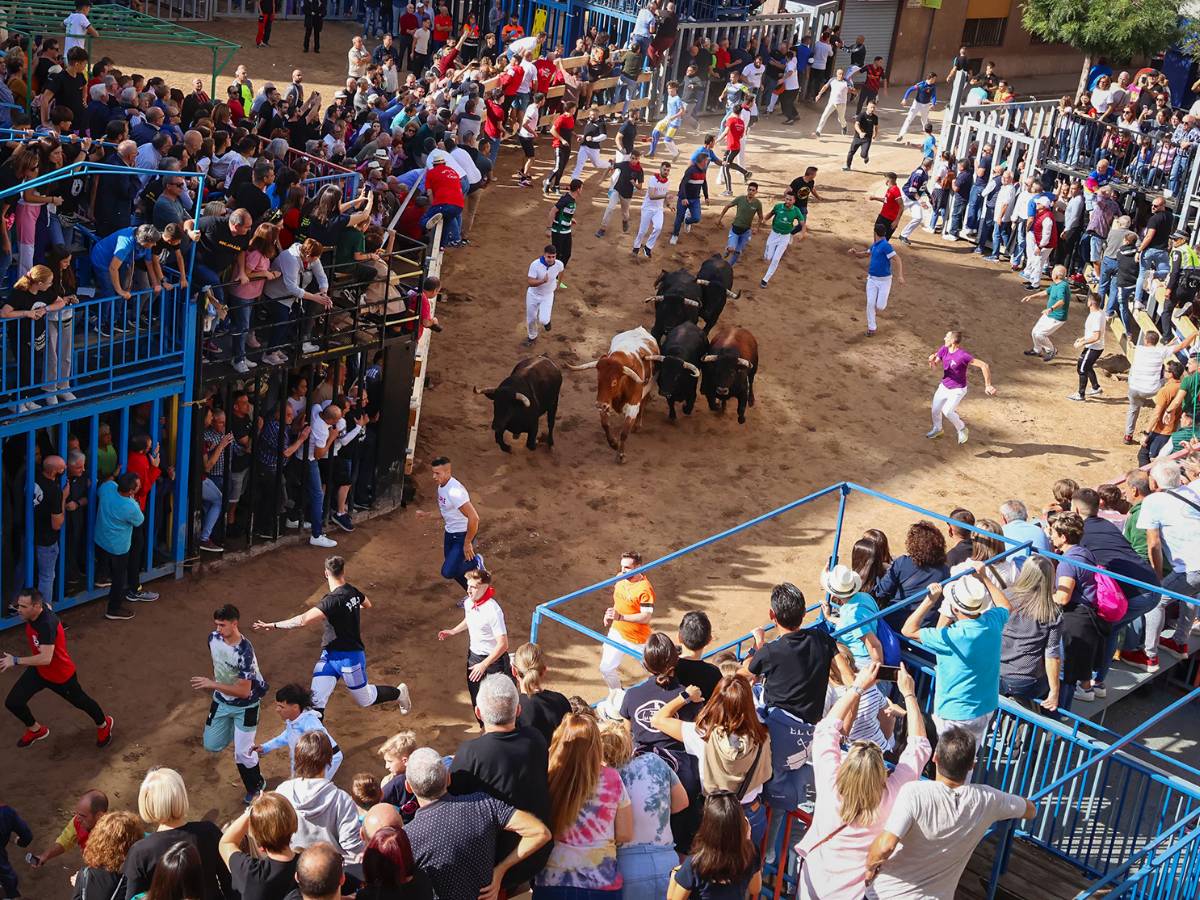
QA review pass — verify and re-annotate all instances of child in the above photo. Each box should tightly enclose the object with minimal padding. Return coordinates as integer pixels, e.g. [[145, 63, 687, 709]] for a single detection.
[[351, 773, 382, 822], [0, 804, 32, 899], [1097, 483, 1130, 528], [921, 123, 937, 160], [1022, 264, 1070, 361], [1043, 478, 1079, 522], [378, 731, 418, 821]]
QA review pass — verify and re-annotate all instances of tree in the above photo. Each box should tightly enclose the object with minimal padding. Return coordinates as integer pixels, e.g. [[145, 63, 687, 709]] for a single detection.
[[1021, 0, 1182, 97]]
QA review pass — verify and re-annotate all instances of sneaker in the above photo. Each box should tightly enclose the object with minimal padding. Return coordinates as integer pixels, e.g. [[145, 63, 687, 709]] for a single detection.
[[16, 401, 41, 413], [1161, 636, 1191, 656], [1066, 392, 1085, 401], [631, 246, 640, 256], [232, 360, 252, 374], [353, 501, 373, 512], [17, 725, 50, 747], [1092, 682, 1108, 698], [1043, 349, 1058, 362], [842, 165, 851, 171], [199, 539, 224, 553], [943, 232, 959, 241], [1120, 649, 1160, 672], [595, 227, 606, 238], [543, 321, 551, 332], [1074, 683, 1096, 702], [1123, 434, 1135, 445], [744, 170, 753, 183], [643, 247, 652, 259], [720, 189, 733, 197], [285, 518, 300, 529], [1023, 349, 1041, 356], [1086, 386, 1103, 397], [332, 512, 355, 533], [622, 220, 629, 234], [94, 578, 112, 589], [97, 715, 114, 747], [957, 428, 969, 445], [126, 590, 159, 602], [926, 428, 943, 439], [243, 777, 266, 805], [899, 236, 912, 246], [760, 279, 768, 288], [310, 535, 338, 548], [42, 394, 58, 406], [59, 391, 77, 402], [104, 605, 135, 621], [397, 682, 412, 714], [301, 341, 320, 354], [669, 235, 678, 245]]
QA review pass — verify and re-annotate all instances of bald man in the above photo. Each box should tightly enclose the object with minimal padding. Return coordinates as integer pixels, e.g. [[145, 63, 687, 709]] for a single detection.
[[295, 842, 344, 900], [361, 801, 402, 843], [35, 456, 67, 605], [28, 789, 108, 868]]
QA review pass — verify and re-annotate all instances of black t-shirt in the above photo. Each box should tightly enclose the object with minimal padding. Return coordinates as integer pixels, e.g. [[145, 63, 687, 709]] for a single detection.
[[231, 413, 253, 473], [302, 212, 350, 251], [197, 214, 250, 273], [34, 473, 63, 547], [516, 690, 570, 744], [848, 42, 866, 67], [47, 69, 86, 123], [675, 657, 722, 700], [318, 583, 366, 651], [123, 821, 230, 900], [745, 627, 838, 723], [230, 851, 297, 900], [675, 855, 761, 900], [1081, 516, 1160, 589], [789, 175, 816, 212], [356, 874, 437, 900], [232, 181, 271, 224], [1144, 210, 1173, 250], [946, 538, 973, 566], [619, 676, 700, 753], [613, 160, 644, 198], [618, 120, 637, 154], [52, 169, 89, 216], [7, 288, 47, 350], [951, 54, 970, 73], [855, 112, 878, 140], [73, 865, 125, 900], [382, 773, 419, 822], [449, 726, 551, 823]]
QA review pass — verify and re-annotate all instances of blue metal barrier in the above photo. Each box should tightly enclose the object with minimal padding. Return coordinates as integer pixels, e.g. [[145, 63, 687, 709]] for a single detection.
[[302, 170, 363, 202]]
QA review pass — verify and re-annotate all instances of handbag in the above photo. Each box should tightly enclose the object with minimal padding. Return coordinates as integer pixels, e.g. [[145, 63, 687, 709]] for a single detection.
[[1094, 565, 1128, 623]]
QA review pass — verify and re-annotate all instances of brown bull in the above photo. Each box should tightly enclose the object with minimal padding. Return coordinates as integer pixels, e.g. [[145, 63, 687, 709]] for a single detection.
[[566, 326, 659, 461]]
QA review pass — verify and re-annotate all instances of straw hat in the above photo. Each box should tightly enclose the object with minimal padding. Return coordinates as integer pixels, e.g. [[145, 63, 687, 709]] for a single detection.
[[820, 564, 863, 600], [946, 575, 990, 616]]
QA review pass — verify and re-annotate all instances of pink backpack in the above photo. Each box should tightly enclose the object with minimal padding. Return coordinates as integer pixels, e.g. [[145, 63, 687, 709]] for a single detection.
[[1095, 567, 1128, 623]]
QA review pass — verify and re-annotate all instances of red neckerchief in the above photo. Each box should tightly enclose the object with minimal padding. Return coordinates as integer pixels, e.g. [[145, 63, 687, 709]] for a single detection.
[[654, 173, 669, 183], [472, 585, 496, 608]]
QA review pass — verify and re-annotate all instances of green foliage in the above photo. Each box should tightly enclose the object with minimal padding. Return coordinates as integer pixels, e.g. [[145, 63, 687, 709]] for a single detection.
[[1020, 0, 1182, 60]]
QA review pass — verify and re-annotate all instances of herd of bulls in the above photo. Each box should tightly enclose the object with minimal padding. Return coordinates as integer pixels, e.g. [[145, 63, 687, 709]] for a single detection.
[[474, 254, 760, 462]]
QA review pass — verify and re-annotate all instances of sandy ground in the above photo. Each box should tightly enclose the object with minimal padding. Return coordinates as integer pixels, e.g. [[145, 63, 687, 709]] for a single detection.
[[6, 23, 1145, 895]]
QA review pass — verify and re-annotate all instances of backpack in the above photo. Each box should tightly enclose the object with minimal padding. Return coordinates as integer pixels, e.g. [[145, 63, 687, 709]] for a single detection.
[[1094, 566, 1128, 622]]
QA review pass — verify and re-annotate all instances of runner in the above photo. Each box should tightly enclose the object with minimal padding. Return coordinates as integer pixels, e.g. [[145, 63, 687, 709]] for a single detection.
[[848, 222, 905, 336], [569, 105, 607, 182], [598, 551, 655, 695], [253, 682, 344, 778], [190, 604, 269, 804], [669, 153, 709, 245], [716, 100, 751, 196], [597, 149, 643, 238], [844, 100, 879, 171], [926, 330, 998, 444], [869, 172, 903, 238], [524, 245, 564, 346], [542, 101, 576, 195], [548, 180, 581, 266], [1, 588, 113, 749], [760, 189, 807, 288], [430, 456, 483, 590], [632, 162, 673, 259], [515, 91, 544, 188], [648, 80, 684, 159], [718, 181, 764, 265], [253, 556, 411, 718], [898, 158, 934, 245], [814, 67, 851, 137], [897, 72, 939, 142]]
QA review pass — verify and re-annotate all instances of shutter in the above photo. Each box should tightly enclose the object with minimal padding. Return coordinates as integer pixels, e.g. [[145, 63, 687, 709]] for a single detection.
[[965, 0, 1012, 18], [835, 0, 900, 71]]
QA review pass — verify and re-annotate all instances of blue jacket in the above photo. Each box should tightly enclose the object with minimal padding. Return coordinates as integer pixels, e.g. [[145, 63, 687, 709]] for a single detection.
[[95, 480, 144, 555], [0, 805, 32, 870], [874, 555, 950, 628]]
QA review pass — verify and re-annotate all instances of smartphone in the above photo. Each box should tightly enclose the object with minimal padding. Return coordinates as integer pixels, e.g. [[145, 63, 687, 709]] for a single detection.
[[877, 665, 901, 682]]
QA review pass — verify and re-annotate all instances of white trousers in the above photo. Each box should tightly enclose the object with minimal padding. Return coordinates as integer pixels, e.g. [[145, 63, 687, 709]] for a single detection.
[[866, 275, 892, 331], [898, 101, 932, 139], [599, 626, 647, 691], [762, 231, 791, 284], [634, 205, 665, 250], [931, 383, 968, 434], [1031, 314, 1065, 354], [601, 192, 631, 229], [1024, 244, 1052, 286], [571, 146, 605, 181], [900, 195, 925, 240], [46, 317, 74, 390], [525, 289, 555, 340], [816, 98, 847, 133]]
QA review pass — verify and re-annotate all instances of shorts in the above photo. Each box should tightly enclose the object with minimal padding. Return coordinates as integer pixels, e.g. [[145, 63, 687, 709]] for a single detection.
[[228, 468, 249, 501], [513, 92, 531, 113], [313, 648, 369, 689], [653, 117, 678, 137], [519, 137, 535, 158], [202, 697, 260, 752], [332, 457, 354, 487], [1089, 233, 1105, 263]]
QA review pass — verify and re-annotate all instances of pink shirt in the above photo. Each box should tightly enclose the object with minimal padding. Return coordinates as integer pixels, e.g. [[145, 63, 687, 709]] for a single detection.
[[230, 249, 271, 300], [795, 714, 931, 900]]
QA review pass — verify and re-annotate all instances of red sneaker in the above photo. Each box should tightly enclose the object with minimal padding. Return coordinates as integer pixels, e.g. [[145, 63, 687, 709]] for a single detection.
[[97, 715, 114, 748], [1120, 649, 1160, 672], [17, 725, 50, 747], [1161, 637, 1191, 656]]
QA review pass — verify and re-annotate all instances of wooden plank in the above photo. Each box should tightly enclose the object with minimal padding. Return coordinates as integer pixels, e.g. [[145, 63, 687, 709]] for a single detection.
[[957, 835, 1092, 900], [1134, 308, 1161, 340], [1177, 316, 1197, 339]]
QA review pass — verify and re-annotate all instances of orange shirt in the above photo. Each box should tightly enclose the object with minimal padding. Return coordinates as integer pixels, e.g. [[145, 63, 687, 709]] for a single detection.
[[613, 576, 654, 644]]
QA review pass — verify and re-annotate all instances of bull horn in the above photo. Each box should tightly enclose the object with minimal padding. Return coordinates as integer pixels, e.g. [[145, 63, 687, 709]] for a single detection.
[[737, 357, 753, 368], [727, 289, 741, 299], [643, 295, 664, 304], [695, 278, 710, 286], [701, 354, 718, 363], [683, 298, 701, 308], [646, 354, 665, 361], [472, 385, 484, 394], [683, 362, 701, 377], [514, 392, 531, 407], [565, 360, 599, 371], [621, 366, 644, 384]]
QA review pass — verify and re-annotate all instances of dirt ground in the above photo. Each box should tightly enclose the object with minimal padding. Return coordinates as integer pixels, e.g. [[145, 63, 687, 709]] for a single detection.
[[7, 22, 1138, 896]]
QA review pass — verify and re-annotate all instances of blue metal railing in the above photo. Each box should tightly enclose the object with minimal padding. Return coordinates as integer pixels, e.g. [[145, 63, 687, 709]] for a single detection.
[[301, 170, 362, 202], [1075, 807, 1200, 897]]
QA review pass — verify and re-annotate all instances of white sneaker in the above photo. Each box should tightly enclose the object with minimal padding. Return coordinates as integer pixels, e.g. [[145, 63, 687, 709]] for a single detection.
[[925, 428, 943, 439], [243, 358, 258, 369], [285, 518, 300, 529], [42, 394, 58, 405], [685, 222, 692, 233], [1086, 386, 1103, 397], [943, 232, 959, 241], [309, 535, 337, 548], [58, 391, 77, 402], [301, 341, 320, 354], [232, 360, 252, 374], [669, 235, 678, 245], [396, 682, 412, 714], [957, 428, 969, 444], [17, 401, 41, 412]]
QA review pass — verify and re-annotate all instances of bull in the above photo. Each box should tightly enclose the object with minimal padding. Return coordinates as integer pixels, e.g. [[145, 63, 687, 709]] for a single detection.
[[566, 326, 659, 462], [694, 254, 740, 335], [701, 324, 759, 424], [646, 268, 703, 345], [649, 322, 705, 420], [473, 356, 562, 452]]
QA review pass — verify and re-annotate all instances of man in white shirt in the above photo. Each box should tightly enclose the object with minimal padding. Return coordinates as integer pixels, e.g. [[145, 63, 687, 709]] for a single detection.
[[631, 1, 658, 52], [64, 0, 99, 53], [1126, 332, 1197, 441], [867, 727, 1035, 898], [1138, 460, 1200, 659], [632, 160, 673, 258], [432, 456, 483, 589], [814, 68, 851, 137], [302, 405, 341, 549], [524, 245, 564, 345], [808, 32, 833, 100]]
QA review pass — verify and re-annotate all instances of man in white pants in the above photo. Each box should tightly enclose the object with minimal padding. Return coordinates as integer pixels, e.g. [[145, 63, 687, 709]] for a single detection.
[[848, 222, 905, 336], [599, 550, 655, 694], [899, 159, 933, 244], [897, 73, 939, 142], [632, 160, 673, 259], [760, 189, 807, 288], [570, 106, 607, 181], [1021, 264, 1070, 360], [524, 245, 564, 346], [814, 68, 851, 137], [1024, 195, 1057, 289]]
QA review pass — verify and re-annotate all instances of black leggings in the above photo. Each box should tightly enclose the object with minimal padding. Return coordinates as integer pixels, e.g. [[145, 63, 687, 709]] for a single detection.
[[1077, 347, 1102, 394], [547, 145, 570, 190], [722, 149, 748, 192], [5, 668, 106, 728]]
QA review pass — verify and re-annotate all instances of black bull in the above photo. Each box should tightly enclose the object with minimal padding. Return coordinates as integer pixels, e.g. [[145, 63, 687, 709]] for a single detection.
[[652, 322, 706, 420], [474, 356, 563, 451], [646, 256, 739, 344]]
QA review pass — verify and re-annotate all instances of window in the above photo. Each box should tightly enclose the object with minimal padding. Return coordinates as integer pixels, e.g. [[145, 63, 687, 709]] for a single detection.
[[962, 17, 1008, 48]]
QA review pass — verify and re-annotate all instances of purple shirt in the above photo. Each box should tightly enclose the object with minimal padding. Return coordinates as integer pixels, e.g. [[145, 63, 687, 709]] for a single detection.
[[937, 346, 974, 389]]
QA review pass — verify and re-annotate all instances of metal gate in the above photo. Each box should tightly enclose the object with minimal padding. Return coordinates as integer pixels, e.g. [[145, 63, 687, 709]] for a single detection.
[[834, 0, 898, 69], [141, 0, 213, 20]]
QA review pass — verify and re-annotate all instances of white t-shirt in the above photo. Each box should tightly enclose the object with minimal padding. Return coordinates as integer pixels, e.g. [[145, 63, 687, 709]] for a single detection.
[[633, 7, 656, 39], [827, 78, 850, 105], [1137, 485, 1200, 573], [509, 35, 538, 57], [307, 414, 331, 459], [413, 27, 431, 55], [993, 183, 1016, 219], [438, 476, 471, 532], [1082, 308, 1106, 350], [465, 597, 507, 656], [1128, 343, 1170, 394], [64, 12, 90, 52], [1091, 86, 1115, 115], [526, 256, 564, 302], [741, 62, 765, 89], [679, 722, 763, 803], [519, 59, 537, 93], [783, 58, 799, 91], [812, 40, 832, 70], [519, 104, 539, 139], [644, 176, 670, 210], [871, 781, 1028, 900]]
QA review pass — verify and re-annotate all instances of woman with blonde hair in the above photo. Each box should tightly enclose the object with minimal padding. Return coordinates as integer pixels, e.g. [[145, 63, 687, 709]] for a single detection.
[[72, 811, 142, 900], [598, 720, 688, 900], [1, 263, 60, 411], [533, 713, 632, 900], [123, 767, 231, 898], [513, 642, 570, 743], [795, 662, 929, 900], [650, 674, 772, 847], [999, 554, 1062, 712], [217, 792, 299, 899]]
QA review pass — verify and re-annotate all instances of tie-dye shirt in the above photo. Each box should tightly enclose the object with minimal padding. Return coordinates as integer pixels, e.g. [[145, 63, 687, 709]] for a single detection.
[[536, 766, 630, 890], [617, 753, 679, 847]]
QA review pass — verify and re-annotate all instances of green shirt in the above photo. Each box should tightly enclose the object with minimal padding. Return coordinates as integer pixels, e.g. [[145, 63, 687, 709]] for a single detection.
[[729, 196, 763, 230], [1170, 424, 1198, 453], [1123, 500, 1150, 563], [769, 202, 804, 235], [551, 194, 576, 235], [336, 228, 366, 267], [1045, 281, 1070, 321], [1179, 371, 1200, 417], [97, 444, 118, 481]]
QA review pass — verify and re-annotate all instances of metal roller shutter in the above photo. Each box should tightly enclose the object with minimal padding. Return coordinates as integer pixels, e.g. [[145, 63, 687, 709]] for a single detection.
[[835, 0, 900, 71]]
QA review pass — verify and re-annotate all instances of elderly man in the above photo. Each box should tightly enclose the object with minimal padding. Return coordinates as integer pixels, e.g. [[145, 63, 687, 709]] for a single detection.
[[135, 132, 172, 188], [404, 747, 550, 900], [999, 499, 1049, 570], [294, 843, 344, 900], [1023, 195, 1057, 290], [1168, 115, 1200, 197], [189, 208, 253, 308], [88, 223, 163, 336], [131, 106, 166, 145], [92, 139, 139, 237]]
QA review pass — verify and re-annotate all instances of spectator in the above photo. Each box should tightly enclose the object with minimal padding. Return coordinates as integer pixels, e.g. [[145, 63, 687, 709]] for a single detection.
[[513, 642, 570, 744], [948, 518, 1013, 589], [217, 793, 299, 900], [598, 720, 687, 900], [851, 530, 892, 595], [821, 564, 884, 668], [123, 435, 164, 603], [0, 802, 30, 900], [875, 521, 950, 627], [865, 728, 1035, 897], [275, 731, 364, 859], [674, 611, 722, 700], [263, 237, 332, 364], [944, 507, 975, 565], [998, 499, 1050, 570], [145, 840, 204, 900], [667, 793, 761, 900], [94, 471, 144, 621], [379, 731, 418, 816], [534, 713, 632, 899], [254, 682, 344, 778], [71, 810, 142, 900], [437, 567, 511, 713], [199, 410, 235, 553], [1137, 460, 1200, 663], [998, 555, 1062, 711], [1049, 513, 1107, 710], [27, 788, 107, 870], [33, 454, 66, 605], [294, 843, 344, 900], [228, 221, 282, 373], [359, 826, 435, 900]]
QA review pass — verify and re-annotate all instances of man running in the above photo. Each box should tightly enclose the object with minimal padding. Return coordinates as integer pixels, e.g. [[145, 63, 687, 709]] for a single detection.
[[760, 189, 807, 288], [869, 172, 902, 238], [2, 588, 113, 749], [813, 67, 850, 137], [669, 153, 709, 245], [844, 100, 878, 171], [898, 158, 933, 245], [524, 245, 564, 345], [598, 551, 655, 695], [848, 222, 905, 336], [718, 181, 764, 265], [648, 80, 683, 159], [253, 556, 411, 717], [897, 72, 939, 142], [927, 330, 998, 445], [191, 604, 268, 803], [597, 149, 643, 238], [542, 101, 576, 194], [570, 105, 607, 182], [632, 161, 673, 259], [431, 456, 482, 589], [515, 91, 544, 188], [716, 100, 751, 197], [548, 180, 581, 266]]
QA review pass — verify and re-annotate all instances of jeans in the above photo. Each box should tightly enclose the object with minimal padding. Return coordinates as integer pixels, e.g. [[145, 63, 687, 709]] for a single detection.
[[230, 293, 252, 362], [305, 459, 325, 538], [35, 542, 59, 604], [1108, 284, 1134, 333], [91, 262, 130, 331], [1098, 255, 1119, 307], [441, 529, 480, 588], [421, 203, 462, 246], [726, 227, 752, 263], [985, 220, 1010, 260], [201, 477, 223, 541], [1145, 570, 1200, 652], [966, 183, 984, 231], [999, 672, 1050, 706], [1135, 248, 1169, 308], [193, 261, 226, 306], [672, 197, 701, 236], [1139, 432, 1172, 466], [1010, 221, 1027, 269], [744, 798, 767, 849], [617, 844, 676, 900], [975, 205, 996, 253], [1098, 590, 1161, 677], [363, 3, 380, 35], [947, 194, 966, 236], [616, 74, 640, 114]]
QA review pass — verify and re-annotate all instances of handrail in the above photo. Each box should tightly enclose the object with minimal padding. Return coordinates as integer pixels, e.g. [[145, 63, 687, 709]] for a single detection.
[[1074, 806, 1200, 897]]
